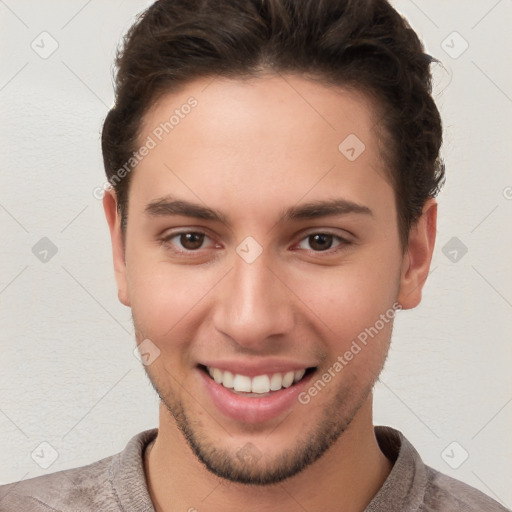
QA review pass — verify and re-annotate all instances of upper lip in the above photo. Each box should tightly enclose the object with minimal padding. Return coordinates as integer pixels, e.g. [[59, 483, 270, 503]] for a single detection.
[[200, 359, 316, 377]]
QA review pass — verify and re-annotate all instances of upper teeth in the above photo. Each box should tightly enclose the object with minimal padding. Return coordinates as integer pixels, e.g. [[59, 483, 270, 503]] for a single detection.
[[207, 367, 306, 394]]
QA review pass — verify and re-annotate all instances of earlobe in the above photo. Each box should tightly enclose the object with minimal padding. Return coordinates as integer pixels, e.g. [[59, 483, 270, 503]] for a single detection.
[[103, 189, 131, 307], [397, 199, 437, 310]]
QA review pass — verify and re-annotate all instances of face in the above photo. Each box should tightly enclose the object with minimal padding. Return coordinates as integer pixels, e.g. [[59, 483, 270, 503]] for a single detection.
[[105, 74, 435, 485]]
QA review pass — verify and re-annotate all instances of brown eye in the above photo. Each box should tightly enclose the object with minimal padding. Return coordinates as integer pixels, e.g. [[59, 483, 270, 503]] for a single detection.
[[179, 232, 205, 250], [161, 230, 220, 258], [308, 233, 334, 251]]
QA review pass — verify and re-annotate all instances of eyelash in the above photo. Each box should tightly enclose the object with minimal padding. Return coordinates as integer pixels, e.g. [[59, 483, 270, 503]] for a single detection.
[[160, 230, 351, 256]]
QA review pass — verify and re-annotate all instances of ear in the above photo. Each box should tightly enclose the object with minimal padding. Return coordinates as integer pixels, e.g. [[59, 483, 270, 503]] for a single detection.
[[397, 198, 437, 309], [103, 189, 130, 307]]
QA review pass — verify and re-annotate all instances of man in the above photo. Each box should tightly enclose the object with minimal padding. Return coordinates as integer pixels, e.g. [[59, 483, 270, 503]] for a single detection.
[[1, 0, 508, 510]]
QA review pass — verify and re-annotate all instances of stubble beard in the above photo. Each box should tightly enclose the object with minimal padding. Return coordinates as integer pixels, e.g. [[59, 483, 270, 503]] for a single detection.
[[145, 365, 383, 486]]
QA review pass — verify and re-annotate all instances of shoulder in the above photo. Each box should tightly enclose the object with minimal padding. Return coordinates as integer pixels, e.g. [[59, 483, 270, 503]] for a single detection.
[[0, 454, 118, 512], [372, 426, 510, 512], [0, 428, 158, 512], [423, 466, 510, 512]]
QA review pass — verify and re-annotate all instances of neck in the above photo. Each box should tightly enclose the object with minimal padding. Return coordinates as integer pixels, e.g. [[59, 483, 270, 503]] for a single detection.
[[144, 397, 392, 512]]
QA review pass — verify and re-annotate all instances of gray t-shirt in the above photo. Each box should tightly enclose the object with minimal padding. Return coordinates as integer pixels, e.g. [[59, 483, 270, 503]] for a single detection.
[[0, 426, 508, 511]]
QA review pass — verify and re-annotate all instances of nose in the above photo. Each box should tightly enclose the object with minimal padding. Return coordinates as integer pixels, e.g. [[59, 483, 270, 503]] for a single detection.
[[212, 251, 295, 350]]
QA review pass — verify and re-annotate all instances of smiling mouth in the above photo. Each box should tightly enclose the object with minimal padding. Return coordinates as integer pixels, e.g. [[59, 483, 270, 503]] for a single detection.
[[199, 364, 317, 396]]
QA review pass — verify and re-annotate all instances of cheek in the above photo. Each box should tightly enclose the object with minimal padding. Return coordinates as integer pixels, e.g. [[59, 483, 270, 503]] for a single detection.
[[293, 256, 401, 352], [125, 250, 219, 346]]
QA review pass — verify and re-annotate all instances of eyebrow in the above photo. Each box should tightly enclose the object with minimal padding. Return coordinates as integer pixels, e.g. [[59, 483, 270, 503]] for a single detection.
[[144, 195, 372, 224], [145, 197, 228, 223], [281, 199, 372, 222]]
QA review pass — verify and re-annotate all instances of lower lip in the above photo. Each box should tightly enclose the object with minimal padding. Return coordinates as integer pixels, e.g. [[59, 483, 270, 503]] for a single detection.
[[199, 368, 315, 423]]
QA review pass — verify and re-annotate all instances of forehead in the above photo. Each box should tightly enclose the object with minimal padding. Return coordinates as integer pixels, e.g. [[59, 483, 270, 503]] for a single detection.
[[131, 74, 393, 226]]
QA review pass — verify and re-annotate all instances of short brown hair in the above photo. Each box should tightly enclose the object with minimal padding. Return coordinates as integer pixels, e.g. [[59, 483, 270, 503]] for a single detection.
[[102, 0, 445, 246]]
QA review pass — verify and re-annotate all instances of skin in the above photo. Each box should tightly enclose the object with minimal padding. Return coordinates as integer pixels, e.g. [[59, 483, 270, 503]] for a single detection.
[[104, 74, 437, 512]]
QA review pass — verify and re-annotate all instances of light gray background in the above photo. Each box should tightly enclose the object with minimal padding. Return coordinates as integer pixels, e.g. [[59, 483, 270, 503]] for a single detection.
[[1, 0, 511, 507]]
